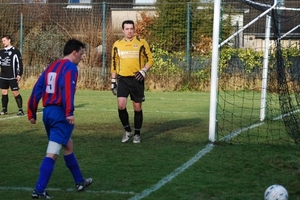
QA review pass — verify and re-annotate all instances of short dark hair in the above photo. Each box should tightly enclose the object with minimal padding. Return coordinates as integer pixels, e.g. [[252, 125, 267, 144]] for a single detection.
[[122, 20, 135, 29], [63, 39, 85, 56], [2, 35, 12, 42]]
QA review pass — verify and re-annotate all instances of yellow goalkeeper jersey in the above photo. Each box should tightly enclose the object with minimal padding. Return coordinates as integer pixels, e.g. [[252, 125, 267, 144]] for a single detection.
[[111, 36, 154, 76]]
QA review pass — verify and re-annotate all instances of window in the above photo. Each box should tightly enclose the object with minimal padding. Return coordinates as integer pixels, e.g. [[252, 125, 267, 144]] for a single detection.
[[69, 0, 91, 3], [29, 0, 46, 3], [135, 0, 156, 4], [133, 0, 155, 9], [67, 0, 92, 9]]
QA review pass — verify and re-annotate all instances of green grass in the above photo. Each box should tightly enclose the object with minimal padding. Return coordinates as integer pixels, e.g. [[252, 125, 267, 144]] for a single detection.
[[0, 90, 300, 199]]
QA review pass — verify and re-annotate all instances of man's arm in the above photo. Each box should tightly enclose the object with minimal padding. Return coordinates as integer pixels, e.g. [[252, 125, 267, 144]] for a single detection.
[[16, 49, 23, 76], [111, 44, 119, 75], [16, 49, 23, 82], [135, 40, 154, 81], [27, 73, 44, 122], [143, 40, 154, 69], [62, 68, 78, 117], [111, 43, 118, 95]]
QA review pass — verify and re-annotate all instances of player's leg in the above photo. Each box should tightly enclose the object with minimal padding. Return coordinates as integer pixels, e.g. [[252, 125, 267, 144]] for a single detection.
[[130, 79, 145, 143], [32, 107, 62, 198], [133, 101, 143, 143], [118, 97, 131, 129], [118, 97, 133, 142], [117, 77, 132, 142], [10, 79, 24, 115], [63, 138, 93, 191], [0, 79, 9, 115], [32, 141, 60, 199], [63, 138, 84, 185]]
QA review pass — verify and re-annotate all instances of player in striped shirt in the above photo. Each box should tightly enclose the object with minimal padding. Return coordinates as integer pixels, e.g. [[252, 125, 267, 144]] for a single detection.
[[0, 35, 24, 116], [27, 39, 92, 199]]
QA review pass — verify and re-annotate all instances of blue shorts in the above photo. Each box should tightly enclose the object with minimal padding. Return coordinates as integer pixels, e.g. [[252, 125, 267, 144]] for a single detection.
[[43, 106, 74, 146]]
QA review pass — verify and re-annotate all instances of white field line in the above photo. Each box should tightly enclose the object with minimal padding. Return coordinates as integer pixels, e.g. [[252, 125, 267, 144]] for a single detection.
[[0, 111, 133, 195], [272, 109, 300, 121], [128, 110, 290, 199], [0, 109, 203, 116], [1, 107, 290, 199], [0, 115, 27, 121], [0, 111, 43, 121], [220, 109, 300, 142], [128, 143, 214, 200], [1, 109, 212, 198], [0, 186, 135, 195], [220, 122, 264, 142]]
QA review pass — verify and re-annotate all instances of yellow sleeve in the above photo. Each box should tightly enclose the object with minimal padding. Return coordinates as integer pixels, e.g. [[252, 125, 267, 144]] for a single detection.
[[142, 39, 154, 68], [111, 42, 118, 74]]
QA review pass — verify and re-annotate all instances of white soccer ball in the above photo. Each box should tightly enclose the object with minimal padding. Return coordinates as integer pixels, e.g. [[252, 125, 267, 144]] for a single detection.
[[264, 184, 288, 200]]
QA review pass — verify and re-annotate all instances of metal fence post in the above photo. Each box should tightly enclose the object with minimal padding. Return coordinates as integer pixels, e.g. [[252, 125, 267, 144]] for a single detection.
[[102, 2, 107, 82], [186, 3, 190, 73], [20, 3, 23, 54]]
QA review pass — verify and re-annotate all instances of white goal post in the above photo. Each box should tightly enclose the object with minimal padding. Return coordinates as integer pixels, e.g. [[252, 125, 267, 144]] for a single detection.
[[209, 0, 278, 142]]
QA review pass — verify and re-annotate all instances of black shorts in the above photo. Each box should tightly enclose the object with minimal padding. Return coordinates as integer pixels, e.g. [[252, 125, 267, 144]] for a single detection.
[[0, 79, 19, 91], [117, 76, 145, 102]]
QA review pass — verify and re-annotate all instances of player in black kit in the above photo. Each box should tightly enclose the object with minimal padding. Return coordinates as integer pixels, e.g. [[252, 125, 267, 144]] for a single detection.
[[0, 35, 24, 116]]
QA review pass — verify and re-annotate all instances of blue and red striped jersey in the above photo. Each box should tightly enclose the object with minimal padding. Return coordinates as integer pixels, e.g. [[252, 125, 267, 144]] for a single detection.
[[27, 59, 78, 120]]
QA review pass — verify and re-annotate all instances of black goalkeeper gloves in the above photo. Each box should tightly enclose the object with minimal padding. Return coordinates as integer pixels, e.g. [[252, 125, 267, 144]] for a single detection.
[[111, 78, 117, 95], [135, 68, 148, 81]]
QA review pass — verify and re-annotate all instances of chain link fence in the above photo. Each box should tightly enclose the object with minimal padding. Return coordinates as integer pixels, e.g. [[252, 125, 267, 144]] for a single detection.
[[0, 2, 252, 91]]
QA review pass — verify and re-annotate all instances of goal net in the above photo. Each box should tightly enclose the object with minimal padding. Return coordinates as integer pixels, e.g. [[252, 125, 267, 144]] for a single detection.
[[214, 0, 300, 144]]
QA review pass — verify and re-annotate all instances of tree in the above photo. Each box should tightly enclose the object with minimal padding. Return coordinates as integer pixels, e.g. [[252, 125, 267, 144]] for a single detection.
[[144, 0, 233, 53], [149, 0, 193, 51]]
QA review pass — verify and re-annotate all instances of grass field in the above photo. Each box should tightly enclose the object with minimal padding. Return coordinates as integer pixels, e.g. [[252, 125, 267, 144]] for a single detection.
[[0, 90, 300, 200]]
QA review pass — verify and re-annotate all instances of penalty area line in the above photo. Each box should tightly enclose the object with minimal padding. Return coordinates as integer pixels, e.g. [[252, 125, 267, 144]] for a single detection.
[[0, 111, 43, 121], [129, 115, 269, 200], [128, 143, 214, 200], [0, 115, 26, 121], [0, 186, 135, 195]]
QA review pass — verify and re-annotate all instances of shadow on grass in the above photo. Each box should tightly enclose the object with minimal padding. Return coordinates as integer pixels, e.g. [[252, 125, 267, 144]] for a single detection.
[[141, 117, 206, 144], [75, 103, 90, 109], [73, 117, 206, 144]]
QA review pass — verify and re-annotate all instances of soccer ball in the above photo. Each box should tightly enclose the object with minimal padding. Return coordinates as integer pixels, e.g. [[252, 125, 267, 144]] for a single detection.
[[264, 184, 288, 200]]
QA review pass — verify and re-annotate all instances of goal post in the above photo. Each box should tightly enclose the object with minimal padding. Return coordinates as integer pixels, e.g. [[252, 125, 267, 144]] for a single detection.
[[209, 0, 300, 144], [209, 0, 277, 142], [208, 0, 221, 142]]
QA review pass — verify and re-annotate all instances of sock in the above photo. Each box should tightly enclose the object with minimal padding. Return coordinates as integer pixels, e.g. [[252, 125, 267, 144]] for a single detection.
[[118, 108, 131, 132], [134, 110, 143, 135], [1, 94, 8, 111], [64, 153, 84, 184], [14, 94, 23, 110], [35, 157, 55, 194]]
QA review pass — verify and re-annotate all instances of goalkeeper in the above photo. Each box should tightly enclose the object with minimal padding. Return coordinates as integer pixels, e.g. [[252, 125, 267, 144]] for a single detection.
[[110, 20, 154, 144]]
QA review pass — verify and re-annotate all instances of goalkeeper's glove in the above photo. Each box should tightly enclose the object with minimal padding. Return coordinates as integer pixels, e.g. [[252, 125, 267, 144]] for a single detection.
[[111, 78, 117, 95], [135, 67, 148, 81]]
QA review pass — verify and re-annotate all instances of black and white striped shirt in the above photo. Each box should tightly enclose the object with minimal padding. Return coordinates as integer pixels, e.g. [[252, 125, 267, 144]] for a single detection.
[[0, 46, 23, 80]]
